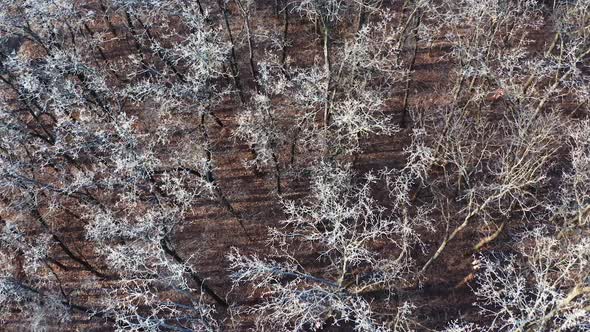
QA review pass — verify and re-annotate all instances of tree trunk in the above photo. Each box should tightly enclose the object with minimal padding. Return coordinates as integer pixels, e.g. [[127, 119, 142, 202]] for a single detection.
[[322, 22, 331, 128]]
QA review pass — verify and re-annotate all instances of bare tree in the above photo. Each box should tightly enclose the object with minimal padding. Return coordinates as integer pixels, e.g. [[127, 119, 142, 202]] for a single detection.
[[229, 160, 433, 331], [474, 228, 589, 331]]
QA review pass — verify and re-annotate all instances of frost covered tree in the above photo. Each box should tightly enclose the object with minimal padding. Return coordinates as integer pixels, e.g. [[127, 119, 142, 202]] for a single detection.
[[0, 0, 233, 329], [474, 228, 589, 331], [239, 14, 402, 167], [415, 102, 563, 273], [228, 158, 435, 331]]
